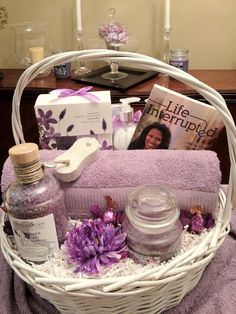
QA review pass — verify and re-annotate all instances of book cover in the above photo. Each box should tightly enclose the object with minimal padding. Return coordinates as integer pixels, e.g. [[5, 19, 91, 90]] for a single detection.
[[129, 84, 225, 150]]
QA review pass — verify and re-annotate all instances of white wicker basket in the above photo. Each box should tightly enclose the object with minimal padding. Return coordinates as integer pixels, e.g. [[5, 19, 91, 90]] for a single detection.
[[1, 50, 236, 314]]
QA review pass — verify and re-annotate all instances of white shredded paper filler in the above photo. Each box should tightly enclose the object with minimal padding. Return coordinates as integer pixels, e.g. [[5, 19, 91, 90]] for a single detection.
[[32, 223, 205, 280]]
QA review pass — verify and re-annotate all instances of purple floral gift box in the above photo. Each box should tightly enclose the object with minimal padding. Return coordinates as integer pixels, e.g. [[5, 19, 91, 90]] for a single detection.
[[34, 89, 113, 150]]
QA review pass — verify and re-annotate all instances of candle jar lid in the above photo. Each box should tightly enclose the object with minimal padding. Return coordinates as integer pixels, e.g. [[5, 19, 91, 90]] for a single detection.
[[170, 48, 189, 57], [125, 184, 178, 232]]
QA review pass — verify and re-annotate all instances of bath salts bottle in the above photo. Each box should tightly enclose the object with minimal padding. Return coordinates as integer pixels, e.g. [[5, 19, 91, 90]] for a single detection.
[[4, 143, 68, 263]]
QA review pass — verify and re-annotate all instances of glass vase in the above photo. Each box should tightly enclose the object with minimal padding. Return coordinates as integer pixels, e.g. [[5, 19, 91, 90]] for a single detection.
[[10, 22, 51, 77], [101, 42, 128, 81], [99, 8, 129, 81]]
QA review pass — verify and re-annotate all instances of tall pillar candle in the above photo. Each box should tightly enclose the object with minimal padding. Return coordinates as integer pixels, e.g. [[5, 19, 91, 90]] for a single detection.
[[76, 0, 82, 32], [164, 0, 171, 30], [29, 46, 45, 64]]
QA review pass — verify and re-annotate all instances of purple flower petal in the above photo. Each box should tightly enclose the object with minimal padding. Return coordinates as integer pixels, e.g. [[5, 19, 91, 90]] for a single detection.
[[99, 254, 110, 264], [63, 218, 127, 274], [66, 124, 74, 133], [37, 108, 45, 118], [98, 23, 128, 45], [59, 108, 66, 120], [90, 205, 102, 218], [105, 252, 121, 259], [45, 110, 53, 119], [179, 210, 191, 227]]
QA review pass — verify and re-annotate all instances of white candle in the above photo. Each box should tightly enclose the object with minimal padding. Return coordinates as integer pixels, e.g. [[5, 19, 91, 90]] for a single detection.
[[76, 0, 82, 32], [164, 0, 171, 30], [29, 46, 44, 64]]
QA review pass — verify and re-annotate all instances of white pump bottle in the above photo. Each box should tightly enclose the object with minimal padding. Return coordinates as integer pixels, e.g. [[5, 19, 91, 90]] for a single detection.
[[113, 97, 140, 150]]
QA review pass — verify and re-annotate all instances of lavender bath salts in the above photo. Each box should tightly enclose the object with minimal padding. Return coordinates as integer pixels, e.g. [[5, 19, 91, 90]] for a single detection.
[[5, 173, 68, 244]]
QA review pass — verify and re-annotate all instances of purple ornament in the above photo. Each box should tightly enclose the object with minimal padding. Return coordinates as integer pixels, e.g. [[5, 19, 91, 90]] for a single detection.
[[191, 213, 205, 234], [180, 208, 215, 234], [103, 209, 115, 224], [89, 197, 125, 227]]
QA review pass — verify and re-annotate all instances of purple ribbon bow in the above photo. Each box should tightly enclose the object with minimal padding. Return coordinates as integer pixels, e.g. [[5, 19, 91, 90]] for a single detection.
[[49, 86, 100, 102], [112, 110, 142, 128]]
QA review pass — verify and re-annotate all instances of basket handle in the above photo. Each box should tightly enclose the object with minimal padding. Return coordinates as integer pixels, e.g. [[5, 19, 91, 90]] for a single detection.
[[11, 49, 236, 209]]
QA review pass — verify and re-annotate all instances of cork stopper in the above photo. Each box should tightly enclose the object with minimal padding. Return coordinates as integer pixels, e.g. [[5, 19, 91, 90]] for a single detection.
[[9, 143, 40, 165]]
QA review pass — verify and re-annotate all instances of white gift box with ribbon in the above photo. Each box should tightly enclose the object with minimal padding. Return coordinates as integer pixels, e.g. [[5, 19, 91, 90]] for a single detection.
[[34, 88, 112, 150]]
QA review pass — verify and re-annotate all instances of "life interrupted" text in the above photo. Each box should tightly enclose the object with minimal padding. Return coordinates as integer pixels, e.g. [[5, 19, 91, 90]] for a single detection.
[[146, 101, 217, 137]]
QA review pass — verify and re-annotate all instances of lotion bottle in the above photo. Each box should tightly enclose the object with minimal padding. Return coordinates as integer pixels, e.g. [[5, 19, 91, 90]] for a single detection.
[[113, 97, 140, 150]]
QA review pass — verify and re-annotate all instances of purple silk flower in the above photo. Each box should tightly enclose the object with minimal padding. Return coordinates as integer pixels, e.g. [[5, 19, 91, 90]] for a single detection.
[[62, 218, 128, 274]]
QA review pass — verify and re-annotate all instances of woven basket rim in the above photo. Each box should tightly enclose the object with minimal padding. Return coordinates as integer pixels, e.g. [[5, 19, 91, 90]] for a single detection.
[[0, 189, 229, 295]]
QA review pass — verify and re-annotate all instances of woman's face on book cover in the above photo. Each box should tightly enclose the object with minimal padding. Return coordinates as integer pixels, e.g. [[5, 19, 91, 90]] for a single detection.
[[144, 128, 163, 149]]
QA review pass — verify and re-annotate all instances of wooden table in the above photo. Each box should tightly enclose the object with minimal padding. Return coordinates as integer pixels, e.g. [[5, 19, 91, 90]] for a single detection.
[[1, 69, 236, 184]]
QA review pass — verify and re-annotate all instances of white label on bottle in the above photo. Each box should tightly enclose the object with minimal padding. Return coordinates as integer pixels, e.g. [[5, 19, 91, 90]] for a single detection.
[[9, 214, 59, 262]]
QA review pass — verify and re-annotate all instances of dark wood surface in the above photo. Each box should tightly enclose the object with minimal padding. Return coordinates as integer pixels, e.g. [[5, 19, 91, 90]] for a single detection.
[[1, 69, 236, 94], [1, 69, 236, 184]]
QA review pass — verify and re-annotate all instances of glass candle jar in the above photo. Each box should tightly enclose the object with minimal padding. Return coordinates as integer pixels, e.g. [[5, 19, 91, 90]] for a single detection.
[[52, 50, 71, 79], [3, 143, 69, 263], [122, 184, 182, 264], [169, 49, 189, 72]]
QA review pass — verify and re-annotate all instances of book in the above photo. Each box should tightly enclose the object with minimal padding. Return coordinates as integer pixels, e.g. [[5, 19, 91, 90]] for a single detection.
[[129, 84, 225, 150]]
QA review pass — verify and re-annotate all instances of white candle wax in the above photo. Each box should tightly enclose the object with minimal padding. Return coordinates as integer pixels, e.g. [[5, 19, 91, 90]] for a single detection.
[[29, 46, 44, 64], [164, 0, 171, 30], [76, 0, 82, 32]]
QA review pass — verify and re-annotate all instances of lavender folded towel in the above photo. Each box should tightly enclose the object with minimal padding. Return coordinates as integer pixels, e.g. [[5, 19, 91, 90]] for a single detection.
[[1, 150, 221, 218]]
